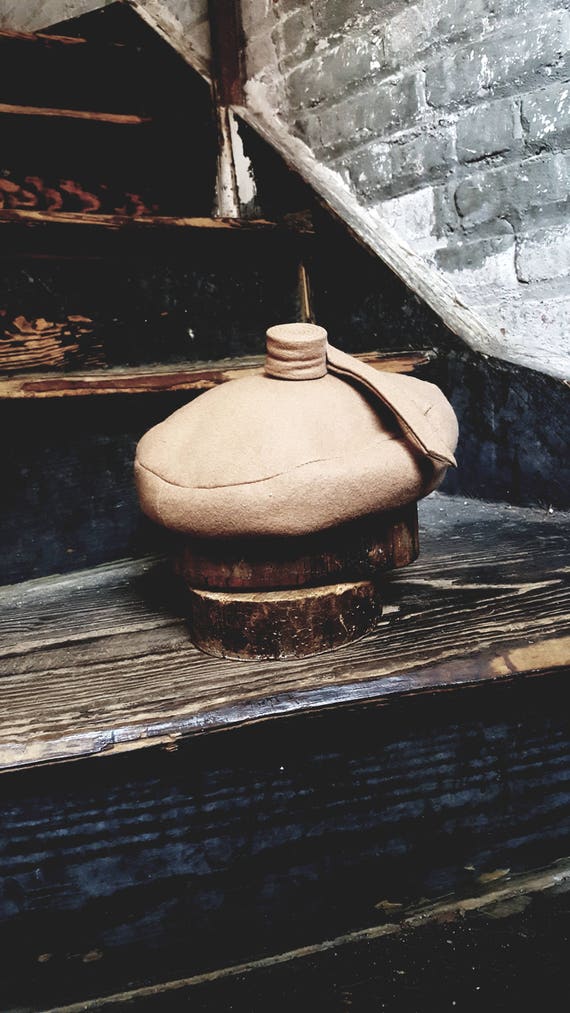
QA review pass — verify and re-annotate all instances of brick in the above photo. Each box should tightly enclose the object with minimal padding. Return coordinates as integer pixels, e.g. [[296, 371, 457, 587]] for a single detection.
[[318, 73, 424, 151], [455, 152, 570, 225], [312, 0, 372, 37], [522, 81, 570, 148], [385, 0, 488, 69], [286, 33, 385, 109], [477, 294, 570, 377], [292, 111, 322, 150], [241, 0, 275, 39], [346, 141, 392, 201], [273, 6, 315, 67], [435, 0, 490, 41], [372, 187, 437, 243], [435, 235, 518, 299], [285, 60, 317, 109], [517, 225, 570, 283], [456, 98, 523, 162], [275, 0, 302, 15], [246, 28, 279, 82], [390, 128, 456, 191], [426, 11, 570, 108]]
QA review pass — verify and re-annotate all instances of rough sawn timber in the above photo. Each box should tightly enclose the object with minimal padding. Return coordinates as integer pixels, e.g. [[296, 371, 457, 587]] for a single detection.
[[0, 495, 568, 771]]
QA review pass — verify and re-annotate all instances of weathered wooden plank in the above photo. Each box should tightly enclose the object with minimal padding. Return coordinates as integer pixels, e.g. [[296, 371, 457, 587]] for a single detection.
[[0, 496, 568, 771], [0, 102, 150, 125], [0, 209, 314, 233], [298, 260, 314, 322], [127, 0, 211, 80], [0, 351, 431, 398], [0, 676, 568, 1010], [0, 29, 89, 45]]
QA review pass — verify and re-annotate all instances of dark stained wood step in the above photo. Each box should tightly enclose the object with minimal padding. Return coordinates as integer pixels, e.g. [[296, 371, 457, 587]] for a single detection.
[[0, 350, 430, 398], [0, 495, 568, 772], [1, 668, 568, 1011]]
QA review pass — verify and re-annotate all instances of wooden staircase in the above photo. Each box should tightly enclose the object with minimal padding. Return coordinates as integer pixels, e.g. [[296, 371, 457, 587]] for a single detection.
[[0, 5, 569, 1011]]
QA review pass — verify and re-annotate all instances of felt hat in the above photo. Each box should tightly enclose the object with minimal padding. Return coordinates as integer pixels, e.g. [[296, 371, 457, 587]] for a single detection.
[[135, 323, 458, 538]]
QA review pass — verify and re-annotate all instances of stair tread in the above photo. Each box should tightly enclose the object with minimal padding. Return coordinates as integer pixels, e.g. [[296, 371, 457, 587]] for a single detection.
[[0, 101, 149, 124], [0, 494, 568, 772], [0, 209, 312, 229], [0, 350, 431, 398]]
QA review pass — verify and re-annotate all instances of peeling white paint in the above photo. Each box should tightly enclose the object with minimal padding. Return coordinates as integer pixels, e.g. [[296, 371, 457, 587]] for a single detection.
[[229, 111, 257, 207]]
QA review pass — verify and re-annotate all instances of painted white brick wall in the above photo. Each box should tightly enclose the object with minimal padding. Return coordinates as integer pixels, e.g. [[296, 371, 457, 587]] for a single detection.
[[244, 0, 570, 379]]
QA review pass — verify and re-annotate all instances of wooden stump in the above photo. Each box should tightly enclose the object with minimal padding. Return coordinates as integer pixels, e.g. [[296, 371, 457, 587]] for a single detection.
[[177, 502, 419, 591], [176, 503, 419, 660], [189, 580, 383, 660]]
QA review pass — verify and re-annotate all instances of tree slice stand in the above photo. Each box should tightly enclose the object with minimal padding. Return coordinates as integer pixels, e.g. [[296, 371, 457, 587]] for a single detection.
[[177, 502, 419, 660]]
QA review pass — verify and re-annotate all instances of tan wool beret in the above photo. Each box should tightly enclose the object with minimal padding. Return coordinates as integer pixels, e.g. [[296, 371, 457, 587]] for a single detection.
[[135, 323, 459, 538]]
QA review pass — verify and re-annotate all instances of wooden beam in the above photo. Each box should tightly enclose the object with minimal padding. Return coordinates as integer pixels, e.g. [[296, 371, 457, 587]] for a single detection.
[[0, 351, 433, 399], [0, 102, 150, 125], [208, 0, 249, 216], [208, 0, 245, 106]]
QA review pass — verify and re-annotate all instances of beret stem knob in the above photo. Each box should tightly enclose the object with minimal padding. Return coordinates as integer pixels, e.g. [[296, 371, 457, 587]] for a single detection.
[[265, 322, 328, 380]]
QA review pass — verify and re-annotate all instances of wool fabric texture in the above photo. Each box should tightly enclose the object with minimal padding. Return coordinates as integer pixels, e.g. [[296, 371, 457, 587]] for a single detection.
[[135, 323, 459, 537]]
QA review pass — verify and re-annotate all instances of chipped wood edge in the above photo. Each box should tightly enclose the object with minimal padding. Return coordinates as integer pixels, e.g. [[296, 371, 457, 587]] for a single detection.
[[0, 632, 567, 772]]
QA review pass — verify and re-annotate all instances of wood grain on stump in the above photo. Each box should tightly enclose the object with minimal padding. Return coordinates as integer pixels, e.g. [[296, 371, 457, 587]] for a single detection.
[[189, 580, 383, 660], [179, 505, 418, 659], [177, 502, 419, 591]]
